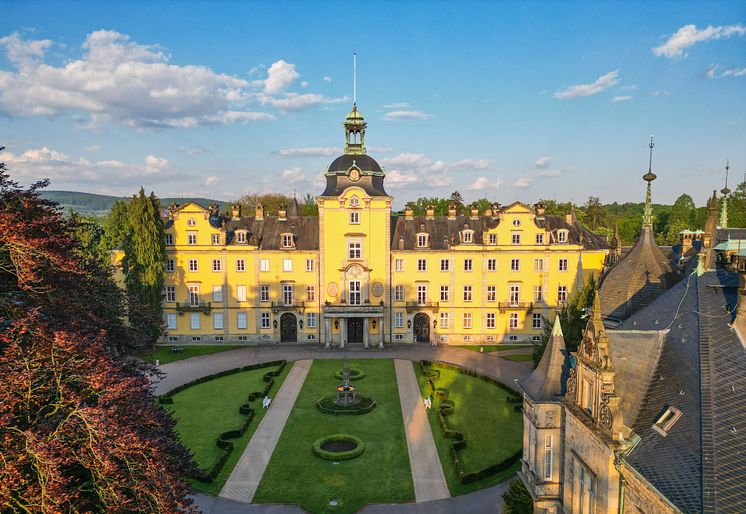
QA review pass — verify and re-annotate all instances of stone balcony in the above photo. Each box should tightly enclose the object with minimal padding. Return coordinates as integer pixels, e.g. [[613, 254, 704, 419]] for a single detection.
[[175, 301, 212, 315], [498, 301, 534, 312], [519, 460, 561, 500], [405, 301, 440, 313], [270, 301, 306, 313]]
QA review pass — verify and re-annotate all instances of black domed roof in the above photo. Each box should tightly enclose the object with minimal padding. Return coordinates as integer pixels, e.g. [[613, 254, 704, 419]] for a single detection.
[[327, 154, 382, 174]]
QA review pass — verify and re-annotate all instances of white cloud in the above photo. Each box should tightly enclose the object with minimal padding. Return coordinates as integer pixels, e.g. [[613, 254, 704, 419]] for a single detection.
[[383, 110, 433, 121], [653, 23, 746, 59], [0, 32, 53, 70], [85, 145, 102, 152], [539, 165, 574, 178], [260, 60, 299, 94], [280, 167, 305, 182], [204, 175, 219, 186], [706, 65, 746, 78], [450, 159, 493, 170], [385, 170, 420, 186], [279, 147, 340, 157], [513, 177, 534, 188], [649, 90, 669, 96], [322, 76, 332, 82], [300, 81, 309, 88], [467, 176, 503, 191], [383, 102, 411, 109], [179, 145, 209, 155], [554, 70, 620, 99], [535, 156, 552, 169], [260, 92, 346, 113], [611, 95, 633, 102]]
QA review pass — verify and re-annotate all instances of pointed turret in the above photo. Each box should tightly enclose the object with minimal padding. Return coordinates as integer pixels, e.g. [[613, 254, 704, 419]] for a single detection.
[[518, 315, 569, 401], [720, 160, 731, 228], [703, 189, 720, 270]]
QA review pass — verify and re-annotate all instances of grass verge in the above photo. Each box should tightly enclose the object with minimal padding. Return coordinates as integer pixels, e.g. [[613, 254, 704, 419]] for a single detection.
[[164, 362, 290, 495], [501, 354, 535, 363], [415, 364, 523, 496], [150, 345, 244, 365], [456, 345, 534, 353], [254, 359, 414, 513]]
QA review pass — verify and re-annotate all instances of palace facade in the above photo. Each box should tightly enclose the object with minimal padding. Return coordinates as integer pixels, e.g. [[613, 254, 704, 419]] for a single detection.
[[160, 103, 608, 346]]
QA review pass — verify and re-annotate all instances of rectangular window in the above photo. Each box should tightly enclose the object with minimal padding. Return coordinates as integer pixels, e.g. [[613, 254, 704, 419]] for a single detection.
[[487, 258, 496, 271], [417, 285, 427, 305], [510, 285, 520, 305], [510, 258, 520, 271], [512, 232, 521, 245], [236, 231, 246, 244], [212, 234, 220, 245], [536, 233, 544, 245], [394, 285, 404, 301], [165, 286, 176, 303], [282, 258, 292, 272], [487, 312, 496, 329], [166, 258, 175, 272], [583, 379, 593, 413], [212, 285, 223, 302], [534, 258, 544, 272], [417, 259, 427, 271], [261, 312, 270, 329], [306, 286, 315, 302], [417, 234, 428, 248], [188, 259, 198, 272], [348, 241, 362, 260], [349, 281, 362, 305], [440, 285, 449, 302], [187, 233, 197, 245], [533, 313, 542, 329], [165, 233, 173, 245], [544, 448, 553, 480], [395, 259, 404, 272], [464, 259, 473, 271], [237, 312, 248, 329], [212, 259, 221, 272], [236, 259, 245, 272], [305, 258, 314, 272], [534, 285, 543, 302], [260, 285, 270, 302], [395, 312, 404, 328], [463, 312, 472, 329], [260, 259, 269, 272], [509, 312, 519, 329], [166, 313, 177, 330], [213, 312, 223, 330], [558, 286, 568, 303], [487, 286, 496, 302], [282, 234, 293, 248], [463, 285, 473, 302], [558, 230, 568, 243], [440, 312, 449, 329], [190, 312, 200, 330], [283, 284, 294, 305], [559, 258, 568, 271], [440, 259, 450, 271], [236, 285, 247, 302], [463, 231, 473, 243], [307, 312, 316, 328], [189, 285, 200, 306], [489, 234, 497, 245], [349, 211, 360, 224]]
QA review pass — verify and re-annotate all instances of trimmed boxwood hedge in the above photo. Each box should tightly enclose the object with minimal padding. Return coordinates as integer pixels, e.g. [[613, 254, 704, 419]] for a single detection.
[[312, 434, 365, 461], [158, 360, 287, 483], [333, 367, 366, 381], [420, 360, 522, 485], [315, 394, 377, 415]]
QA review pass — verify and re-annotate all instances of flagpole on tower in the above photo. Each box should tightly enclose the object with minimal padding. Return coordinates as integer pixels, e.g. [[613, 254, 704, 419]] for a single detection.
[[353, 52, 357, 107]]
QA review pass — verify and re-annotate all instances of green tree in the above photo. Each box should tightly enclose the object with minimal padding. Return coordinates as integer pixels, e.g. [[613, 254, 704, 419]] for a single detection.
[[448, 190, 465, 211], [728, 180, 746, 228], [301, 193, 319, 216], [583, 196, 606, 230], [122, 188, 165, 343], [102, 199, 132, 251], [69, 210, 108, 264], [502, 479, 533, 514]]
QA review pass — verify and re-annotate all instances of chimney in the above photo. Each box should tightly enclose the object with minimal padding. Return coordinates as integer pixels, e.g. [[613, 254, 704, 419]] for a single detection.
[[565, 211, 575, 224], [447, 204, 457, 220], [426, 205, 435, 220], [484, 207, 492, 217], [681, 232, 692, 254], [535, 202, 546, 218], [278, 207, 287, 221], [734, 254, 746, 339], [398, 236, 405, 250], [404, 207, 414, 220], [231, 204, 241, 220], [168, 203, 178, 220], [255, 204, 264, 220], [470, 207, 479, 219]]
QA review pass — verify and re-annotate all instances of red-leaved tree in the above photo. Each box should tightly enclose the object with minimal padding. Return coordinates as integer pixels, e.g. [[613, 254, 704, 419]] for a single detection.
[[0, 154, 195, 513]]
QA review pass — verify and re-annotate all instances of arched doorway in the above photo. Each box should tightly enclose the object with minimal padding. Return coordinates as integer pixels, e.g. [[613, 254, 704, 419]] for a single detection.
[[280, 313, 297, 342], [413, 313, 430, 343]]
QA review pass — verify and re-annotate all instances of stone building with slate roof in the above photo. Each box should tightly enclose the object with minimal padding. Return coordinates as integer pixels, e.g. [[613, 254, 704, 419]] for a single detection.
[[158, 102, 608, 346], [519, 191, 746, 513]]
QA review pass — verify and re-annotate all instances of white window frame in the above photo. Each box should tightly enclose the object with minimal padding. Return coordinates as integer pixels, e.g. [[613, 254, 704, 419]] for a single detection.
[[463, 285, 473, 302], [394, 285, 404, 301], [237, 312, 248, 329], [417, 259, 427, 272], [463, 312, 472, 329], [440, 312, 449, 329], [462, 230, 473, 243], [306, 285, 315, 302], [559, 258, 569, 272], [261, 312, 270, 329], [489, 233, 497, 245], [464, 259, 473, 272], [557, 229, 568, 243], [166, 313, 177, 330], [348, 241, 362, 260], [189, 285, 200, 306], [236, 285, 247, 302], [417, 233, 429, 248], [213, 312, 224, 330], [166, 258, 175, 272], [281, 234, 294, 248], [487, 286, 496, 302], [260, 258, 269, 272], [283, 258, 293, 272], [305, 258, 314, 272], [395, 259, 404, 272], [165, 285, 176, 303], [282, 284, 294, 306], [510, 285, 520, 306], [440, 259, 450, 271], [558, 285, 568, 303], [187, 232, 197, 245], [349, 280, 362, 305], [534, 285, 543, 302], [349, 211, 360, 224], [212, 259, 222, 272], [164, 233, 173, 245], [212, 285, 223, 302], [417, 284, 428, 305], [487, 258, 496, 271], [487, 312, 496, 329], [536, 233, 544, 245], [535, 258, 545, 272], [307, 312, 317, 328], [512, 232, 521, 245], [395, 312, 404, 328], [509, 312, 519, 329], [212, 234, 221, 246], [188, 259, 198, 272], [236, 230, 247, 244], [510, 258, 520, 271], [260, 285, 270, 302], [533, 313, 543, 329], [440, 285, 449, 302], [236, 258, 246, 272], [190, 312, 200, 330]]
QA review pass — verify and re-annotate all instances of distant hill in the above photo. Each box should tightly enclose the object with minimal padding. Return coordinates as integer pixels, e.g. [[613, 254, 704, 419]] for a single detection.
[[40, 191, 229, 217]]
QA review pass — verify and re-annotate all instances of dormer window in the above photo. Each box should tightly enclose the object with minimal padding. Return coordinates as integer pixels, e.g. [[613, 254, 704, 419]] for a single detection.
[[461, 229, 474, 244], [557, 229, 569, 243], [652, 406, 682, 436], [417, 233, 429, 248], [235, 230, 247, 244], [512, 218, 521, 227], [281, 233, 295, 249], [187, 217, 197, 227]]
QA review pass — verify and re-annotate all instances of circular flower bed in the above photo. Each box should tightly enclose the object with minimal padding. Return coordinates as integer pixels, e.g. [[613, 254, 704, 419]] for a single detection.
[[316, 395, 377, 415], [312, 434, 365, 461], [333, 367, 366, 381]]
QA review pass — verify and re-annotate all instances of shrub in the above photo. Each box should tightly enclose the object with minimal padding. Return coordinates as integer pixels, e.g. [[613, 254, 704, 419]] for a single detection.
[[315, 395, 377, 415], [312, 434, 365, 461], [333, 367, 366, 381], [502, 479, 534, 514]]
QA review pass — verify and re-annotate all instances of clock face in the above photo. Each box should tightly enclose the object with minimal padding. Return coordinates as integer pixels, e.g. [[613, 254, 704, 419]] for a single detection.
[[349, 169, 361, 181]]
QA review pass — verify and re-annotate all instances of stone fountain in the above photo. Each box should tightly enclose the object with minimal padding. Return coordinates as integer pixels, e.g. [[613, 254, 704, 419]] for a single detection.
[[335, 356, 360, 407]]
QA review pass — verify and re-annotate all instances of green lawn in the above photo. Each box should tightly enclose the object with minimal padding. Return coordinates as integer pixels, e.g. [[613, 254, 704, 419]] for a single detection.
[[254, 360, 414, 513], [164, 362, 290, 495], [150, 345, 244, 365], [501, 354, 535, 363], [415, 363, 523, 496], [457, 345, 534, 353]]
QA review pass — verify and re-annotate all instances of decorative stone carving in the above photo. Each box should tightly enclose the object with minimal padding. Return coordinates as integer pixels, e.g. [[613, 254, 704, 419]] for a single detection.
[[599, 393, 613, 430], [327, 282, 339, 297], [545, 410, 557, 428], [347, 265, 362, 277], [371, 282, 384, 297], [524, 399, 538, 425], [566, 367, 577, 402]]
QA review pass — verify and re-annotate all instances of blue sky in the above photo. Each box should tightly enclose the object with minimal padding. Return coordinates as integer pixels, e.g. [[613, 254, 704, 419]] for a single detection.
[[1, 0, 744, 208]]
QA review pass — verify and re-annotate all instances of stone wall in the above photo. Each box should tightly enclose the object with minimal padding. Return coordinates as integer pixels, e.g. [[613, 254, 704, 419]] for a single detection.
[[623, 464, 680, 514]]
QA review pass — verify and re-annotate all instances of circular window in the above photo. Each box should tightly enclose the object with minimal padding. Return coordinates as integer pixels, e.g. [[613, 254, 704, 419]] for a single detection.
[[187, 218, 197, 227], [512, 219, 521, 227]]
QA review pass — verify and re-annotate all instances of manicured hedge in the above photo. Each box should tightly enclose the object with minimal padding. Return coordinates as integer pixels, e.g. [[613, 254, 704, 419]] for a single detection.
[[158, 360, 287, 483], [420, 360, 522, 485], [312, 434, 365, 461], [315, 394, 377, 415], [333, 367, 366, 381]]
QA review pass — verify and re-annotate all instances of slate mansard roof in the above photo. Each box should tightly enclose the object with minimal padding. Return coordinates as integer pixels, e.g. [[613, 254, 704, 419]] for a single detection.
[[612, 270, 746, 513]]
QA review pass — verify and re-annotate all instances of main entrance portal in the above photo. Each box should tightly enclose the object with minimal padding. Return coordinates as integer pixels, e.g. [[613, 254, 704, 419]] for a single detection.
[[413, 313, 430, 343], [347, 317, 363, 343], [280, 313, 297, 342]]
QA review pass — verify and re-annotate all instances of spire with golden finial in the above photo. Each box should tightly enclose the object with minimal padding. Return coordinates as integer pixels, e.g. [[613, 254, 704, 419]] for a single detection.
[[642, 136, 657, 229], [720, 159, 731, 228], [343, 52, 367, 155]]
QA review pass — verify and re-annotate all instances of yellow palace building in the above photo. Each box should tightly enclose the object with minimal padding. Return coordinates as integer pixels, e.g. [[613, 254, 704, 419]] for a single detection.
[[161, 102, 608, 347]]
